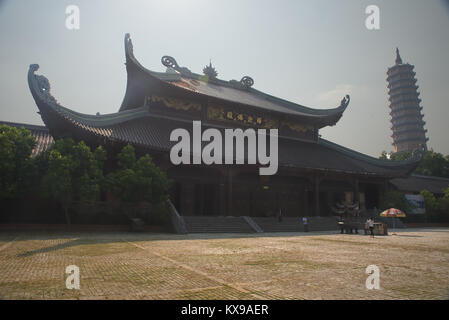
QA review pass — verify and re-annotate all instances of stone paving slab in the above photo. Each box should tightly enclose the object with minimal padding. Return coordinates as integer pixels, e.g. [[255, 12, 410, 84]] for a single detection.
[[0, 229, 448, 299]]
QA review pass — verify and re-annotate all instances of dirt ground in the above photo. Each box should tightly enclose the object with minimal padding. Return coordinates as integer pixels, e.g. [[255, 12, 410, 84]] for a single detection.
[[0, 228, 448, 300]]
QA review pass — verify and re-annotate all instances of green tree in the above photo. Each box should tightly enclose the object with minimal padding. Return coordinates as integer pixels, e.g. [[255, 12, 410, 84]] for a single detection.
[[106, 145, 170, 204], [41, 138, 106, 224], [437, 188, 449, 222], [415, 151, 449, 177], [379, 150, 449, 178], [379, 151, 389, 160], [444, 186, 449, 199], [380, 190, 411, 213], [420, 190, 438, 222], [41, 149, 73, 224], [0, 125, 37, 198]]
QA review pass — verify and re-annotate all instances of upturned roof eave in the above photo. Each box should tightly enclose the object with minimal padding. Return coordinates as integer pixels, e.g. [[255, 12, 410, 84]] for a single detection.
[[318, 138, 423, 175]]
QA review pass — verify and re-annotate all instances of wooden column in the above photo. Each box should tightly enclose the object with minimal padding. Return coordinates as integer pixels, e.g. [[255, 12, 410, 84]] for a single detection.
[[179, 182, 185, 215], [378, 179, 389, 209], [180, 182, 194, 216], [226, 169, 233, 215], [353, 178, 360, 204], [250, 191, 254, 217], [300, 187, 308, 217], [199, 184, 205, 215], [219, 183, 226, 216], [314, 176, 320, 216], [276, 192, 280, 214]]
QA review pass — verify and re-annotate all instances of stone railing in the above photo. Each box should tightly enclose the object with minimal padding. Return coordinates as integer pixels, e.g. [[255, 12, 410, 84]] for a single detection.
[[167, 199, 187, 234]]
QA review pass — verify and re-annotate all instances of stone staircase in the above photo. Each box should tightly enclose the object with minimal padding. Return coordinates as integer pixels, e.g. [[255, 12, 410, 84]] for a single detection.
[[252, 217, 303, 232], [252, 216, 339, 232], [306, 216, 340, 231], [182, 216, 340, 234], [183, 216, 256, 233]]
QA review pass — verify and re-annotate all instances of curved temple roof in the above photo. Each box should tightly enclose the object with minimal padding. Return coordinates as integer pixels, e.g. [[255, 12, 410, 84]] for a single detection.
[[120, 34, 350, 128], [28, 63, 423, 178]]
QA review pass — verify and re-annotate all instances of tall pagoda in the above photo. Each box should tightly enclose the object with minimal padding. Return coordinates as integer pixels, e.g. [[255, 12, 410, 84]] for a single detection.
[[387, 48, 428, 153], [27, 34, 423, 223]]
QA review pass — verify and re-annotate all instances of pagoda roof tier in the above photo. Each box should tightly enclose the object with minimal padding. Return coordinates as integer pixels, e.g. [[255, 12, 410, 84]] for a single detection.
[[120, 34, 350, 129], [28, 64, 422, 178]]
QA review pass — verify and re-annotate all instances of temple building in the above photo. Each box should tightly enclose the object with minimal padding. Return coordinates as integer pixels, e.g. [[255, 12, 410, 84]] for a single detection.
[[387, 48, 428, 153], [26, 34, 424, 231]]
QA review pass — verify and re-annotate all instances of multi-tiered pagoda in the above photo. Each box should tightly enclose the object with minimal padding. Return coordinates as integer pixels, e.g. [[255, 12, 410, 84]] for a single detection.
[[27, 34, 422, 226], [387, 48, 428, 153]]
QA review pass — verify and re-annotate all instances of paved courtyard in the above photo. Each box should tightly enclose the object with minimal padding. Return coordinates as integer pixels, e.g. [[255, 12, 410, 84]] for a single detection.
[[0, 229, 448, 300]]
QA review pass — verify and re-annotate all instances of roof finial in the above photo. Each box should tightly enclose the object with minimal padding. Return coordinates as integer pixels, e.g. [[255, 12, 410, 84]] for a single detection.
[[203, 60, 218, 79], [395, 47, 403, 65]]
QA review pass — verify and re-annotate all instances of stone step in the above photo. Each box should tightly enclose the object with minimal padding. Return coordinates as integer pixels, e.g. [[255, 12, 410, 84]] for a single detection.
[[182, 216, 340, 233], [183, 216, 255, 233], [253, 217, 339, 232]]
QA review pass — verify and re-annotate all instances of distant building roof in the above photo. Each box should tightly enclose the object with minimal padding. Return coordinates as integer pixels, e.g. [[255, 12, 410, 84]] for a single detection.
[[0, 120, 54, 156], [390, 174, 449, 195]]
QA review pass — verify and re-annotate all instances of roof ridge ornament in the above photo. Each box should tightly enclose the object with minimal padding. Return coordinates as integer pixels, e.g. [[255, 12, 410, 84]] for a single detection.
[[203, 60, 218, 79], [229, 76, 254, 90], [161, 56, 179, 69], [340, 95, 350, 108], [161, 55, 192, 75], [124, 33, 135, 61], [240, 76, 254, 88], [395, 47, 403, 65], [28, 64, 59, 106]]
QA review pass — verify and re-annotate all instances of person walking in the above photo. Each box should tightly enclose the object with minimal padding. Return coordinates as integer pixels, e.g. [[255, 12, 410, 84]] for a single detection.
[[302, 216, 309, 232], [368, 217, 375, 238]]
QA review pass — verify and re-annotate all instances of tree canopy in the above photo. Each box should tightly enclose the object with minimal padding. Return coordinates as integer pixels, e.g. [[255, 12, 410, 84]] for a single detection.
[[380, 150, 449, 178], [0, 125, 37, 198], [105, 144, 171, 204], [380, 190, 412, 213], [40, 138, 107, 224], [420, 188, 449, 222]]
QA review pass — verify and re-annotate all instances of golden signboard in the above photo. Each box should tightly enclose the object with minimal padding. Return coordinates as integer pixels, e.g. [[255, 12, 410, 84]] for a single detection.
[[207, 104, 279, 129], [150, 95, 201, 112], [283, 121, 314, 133]]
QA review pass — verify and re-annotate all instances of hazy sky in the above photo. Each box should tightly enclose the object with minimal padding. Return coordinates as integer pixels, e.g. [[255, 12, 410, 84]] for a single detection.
[[0, 0, 448, 157]]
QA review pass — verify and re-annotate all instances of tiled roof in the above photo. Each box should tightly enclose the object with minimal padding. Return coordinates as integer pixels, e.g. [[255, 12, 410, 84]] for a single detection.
[[120, 34, 350, 127], [0, 120, 54, 156], [390, 174, 449, 195]]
